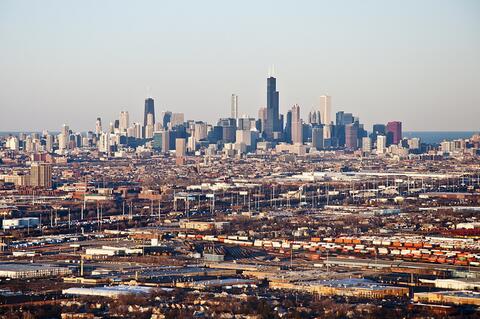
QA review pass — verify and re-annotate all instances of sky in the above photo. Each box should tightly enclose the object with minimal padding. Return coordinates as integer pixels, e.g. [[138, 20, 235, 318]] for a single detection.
[[0, 0, 479, 132]]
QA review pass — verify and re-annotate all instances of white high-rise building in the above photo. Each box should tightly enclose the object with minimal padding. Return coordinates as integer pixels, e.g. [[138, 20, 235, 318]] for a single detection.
[[376, 135, 387, 154], [61, 124, 69, 136], [6, 136, 19, 151], [58, 133, 67, 151], [319, 95, 331, 125], [362, 137, 372, 153], [187, 136, 196, 152], [119, 111, 129, 132], [231, 94, 238, 119], [98, 132, 110, 153], [45, 134, 54, 153], [134, 123, 142, 139], [145, 114, 154, 138]]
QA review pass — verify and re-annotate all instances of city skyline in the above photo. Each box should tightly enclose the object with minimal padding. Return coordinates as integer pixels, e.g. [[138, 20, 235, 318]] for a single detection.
[[1, 1, 480, 316], [1, 0, 479, 132]]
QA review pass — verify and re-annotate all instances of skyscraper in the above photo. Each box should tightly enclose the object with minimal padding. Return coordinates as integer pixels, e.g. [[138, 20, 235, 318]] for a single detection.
[[57, 133, 67, 151], [145, 113, 154, 138], [61, 124, 70, 140], [291, 104, 303, 144], [370, 124, 386, 142], [45, 134, 53, 153], [319, 95, 331, 125], [161, 111, 172, 129], [153, 130, 170, 153], [30, 163, 52, 189], [258, 107, 267, 133], [284, 110, 292, 143], [176, 138, 186, 157], [386, 121, 402, 145], [265, 76, 280, 140], [134, 123, 142, 138], [377, 135, 387, 154], [144, 97, 155, 128], [362, 137, 372, 153], [345, 123, 358, 150], [119, 111, 129, 132], [170, 113, 185, 128], [311, 125, 324, 150], [193, 122, 208, 141], [95, 118, 102, 135], [231, 94, 238, 119]]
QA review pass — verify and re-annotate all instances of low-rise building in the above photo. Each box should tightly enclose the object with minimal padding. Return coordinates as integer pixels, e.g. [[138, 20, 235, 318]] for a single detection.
[[0, 263, 72, 279], [414, 291, 480, 306]]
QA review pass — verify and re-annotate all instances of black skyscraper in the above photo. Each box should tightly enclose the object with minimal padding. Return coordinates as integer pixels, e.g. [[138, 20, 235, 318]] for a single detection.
[[265, 76, 280, 140], [284, 110, 292, 143], [370, 124, 386, 142], [144, 98, 155, 127]]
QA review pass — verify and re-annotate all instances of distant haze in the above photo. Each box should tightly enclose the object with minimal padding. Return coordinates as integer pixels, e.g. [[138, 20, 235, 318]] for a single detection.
[[0, 0, 479, 132]]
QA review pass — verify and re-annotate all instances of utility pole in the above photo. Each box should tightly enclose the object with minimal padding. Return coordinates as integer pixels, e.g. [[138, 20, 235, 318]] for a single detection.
[[158, 199, 161, 223], [272, 185, 275, 208]]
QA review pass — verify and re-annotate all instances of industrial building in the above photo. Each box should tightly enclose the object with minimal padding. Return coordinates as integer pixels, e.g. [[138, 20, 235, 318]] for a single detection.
[[175, 278, 257, 290], [2, 217, 39, 230], [414, 291, 480, 306], [0, 263, 72, 279], [270, 278, 409, 299], [62, 285, 154, 298]]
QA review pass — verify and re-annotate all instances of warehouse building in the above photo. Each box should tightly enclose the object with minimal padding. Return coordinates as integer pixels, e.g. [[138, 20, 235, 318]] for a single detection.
[[270, 278, 409, 299], [419, 278, 480, 290], [2, 217, 39, 230], [62, 285, 154, 298], [414, 291, 480, 306], [0, 263, 72, 279]]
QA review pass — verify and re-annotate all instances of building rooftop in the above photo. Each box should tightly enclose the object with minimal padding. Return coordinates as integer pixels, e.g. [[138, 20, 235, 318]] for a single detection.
[[0, 262, 66, 272]]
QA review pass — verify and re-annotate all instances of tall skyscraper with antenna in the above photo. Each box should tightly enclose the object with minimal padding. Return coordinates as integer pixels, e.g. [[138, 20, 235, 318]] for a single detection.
[[265, 75, 281, 140]]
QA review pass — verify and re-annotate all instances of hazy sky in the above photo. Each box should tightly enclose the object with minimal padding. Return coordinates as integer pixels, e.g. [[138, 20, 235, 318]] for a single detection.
[[0, 0, 479, 132]]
